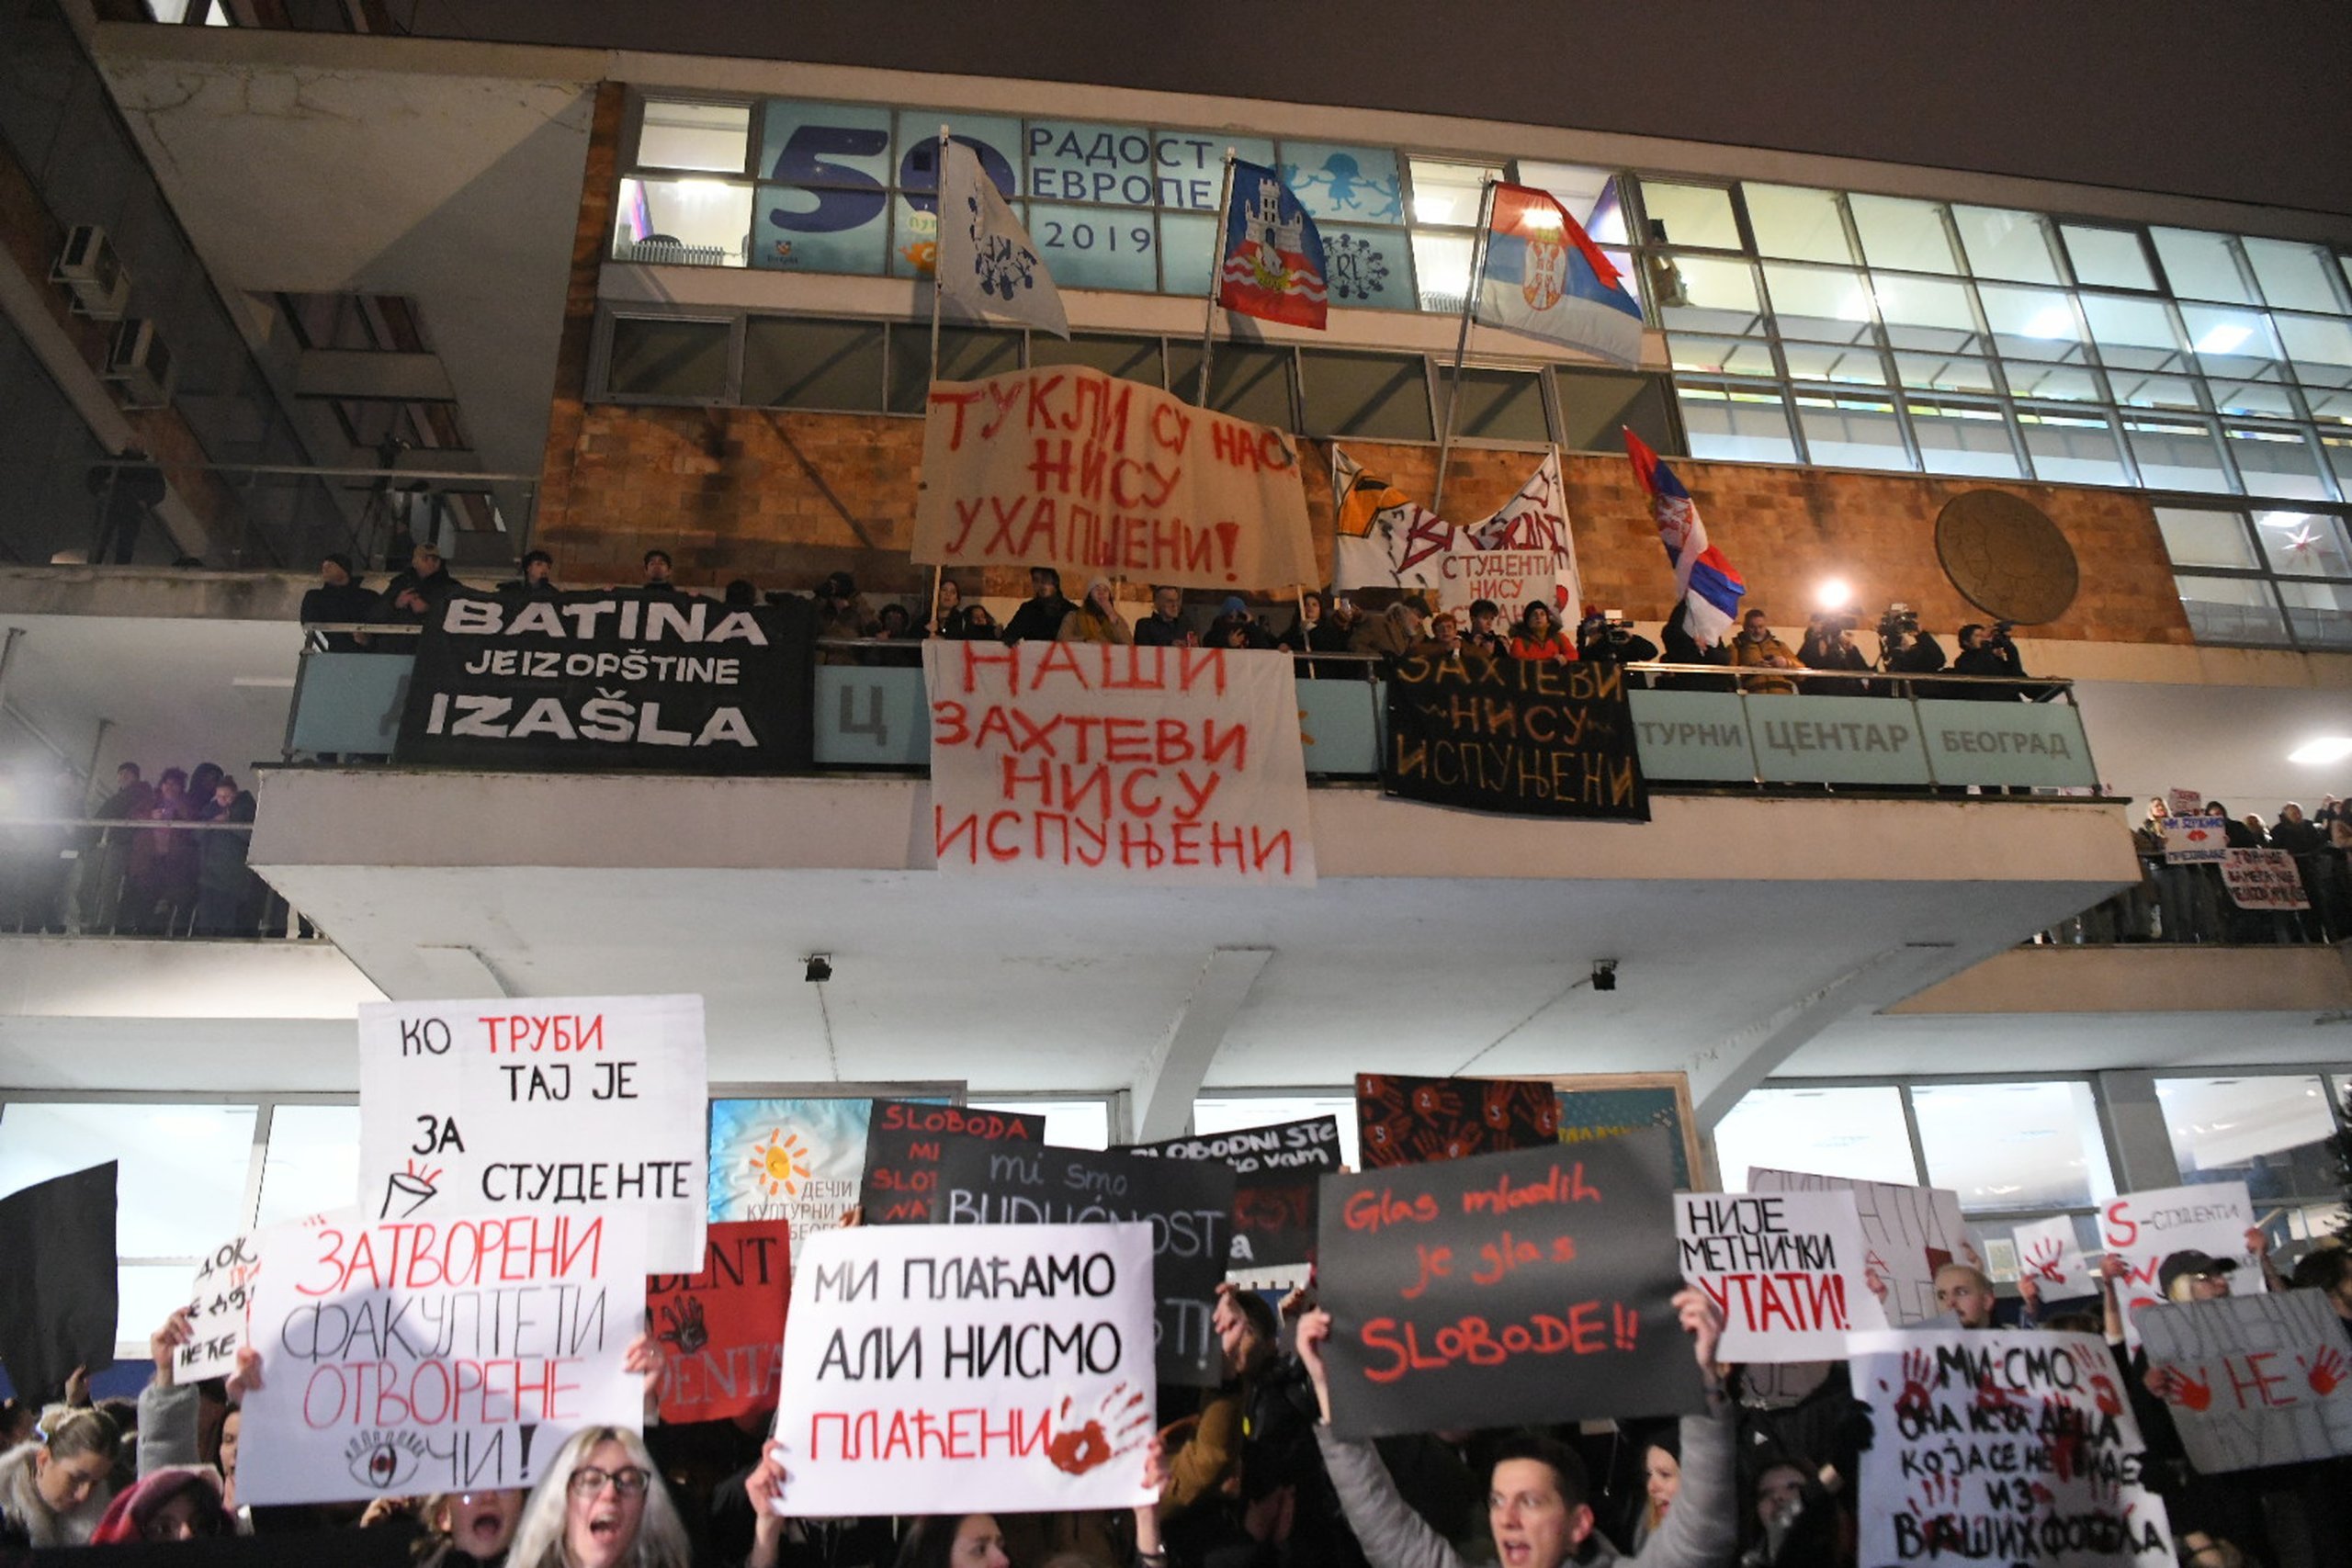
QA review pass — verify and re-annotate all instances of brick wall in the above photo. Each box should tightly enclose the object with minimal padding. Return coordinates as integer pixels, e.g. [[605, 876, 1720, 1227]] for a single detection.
[[535, 389, 2190, 643]]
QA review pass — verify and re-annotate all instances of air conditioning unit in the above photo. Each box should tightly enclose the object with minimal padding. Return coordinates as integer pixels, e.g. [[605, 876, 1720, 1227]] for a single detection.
[[51, 225, 130, 320], [104, 318, 173, 409]]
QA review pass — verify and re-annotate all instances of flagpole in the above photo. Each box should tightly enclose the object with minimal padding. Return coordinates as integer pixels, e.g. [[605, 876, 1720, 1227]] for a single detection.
[[1431, 178, 1497, 520], [927, 124, 950, 385], [1193, 148, 1237, 408]]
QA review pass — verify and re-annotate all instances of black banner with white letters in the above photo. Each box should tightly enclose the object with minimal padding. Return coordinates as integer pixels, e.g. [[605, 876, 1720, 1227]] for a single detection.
[[933, 1140, 1236, 1386], [1122, 1117, 1340, 1269], [395, 590, 814, 772], [1383, 654, 1648, 820]]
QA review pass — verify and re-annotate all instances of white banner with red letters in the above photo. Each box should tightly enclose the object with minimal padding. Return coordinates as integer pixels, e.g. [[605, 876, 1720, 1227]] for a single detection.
[[923, 640, 1314, 885], [913, 367, 1317, 592]]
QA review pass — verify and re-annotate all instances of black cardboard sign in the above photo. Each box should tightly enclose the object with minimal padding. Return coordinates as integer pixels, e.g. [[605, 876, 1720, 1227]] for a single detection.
[[933, 1141, 1236, 1386], [1383, 654, 1648, 820], [860, 1100, 1039, 1224], [1316, 1131, 1703, 1438], [1123, 1117, 1340, 1269], [0, 1161, 118, 1404]]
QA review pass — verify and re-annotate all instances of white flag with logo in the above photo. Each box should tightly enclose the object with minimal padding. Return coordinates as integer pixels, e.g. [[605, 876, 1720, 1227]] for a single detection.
[[936, 138, 1069, 339]]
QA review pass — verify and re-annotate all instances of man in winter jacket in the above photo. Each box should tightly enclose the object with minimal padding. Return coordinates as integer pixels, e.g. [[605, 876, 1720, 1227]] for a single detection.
[[1296, 1290, 1736, 1568]]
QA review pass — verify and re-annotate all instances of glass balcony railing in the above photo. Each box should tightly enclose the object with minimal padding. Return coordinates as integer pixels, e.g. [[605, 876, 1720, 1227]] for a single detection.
[[282, 637, 2102, 794]]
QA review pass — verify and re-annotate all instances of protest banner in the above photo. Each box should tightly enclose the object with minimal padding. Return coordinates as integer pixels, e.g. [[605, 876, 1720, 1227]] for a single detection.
[[647, 1218, 792, 1424], [357, 995, 709, 1272], [2222, 848, 2311, 910], [2101, 1181, 2259, 1345], [1316, 1130, 1703, 1438], [0, 1161, 116, 1404], [776, 1223, 1157, 1516], [2162, 815, 2228, 864], [394, 590, 815, 773], [1547, 1073, 1705, 1190], [1852, 1328, 2172, 1566], [1675, 1190, 1887, 1361], [1123, 1117, 1340, 1269], [1382, 654, 1648, 821], [177, 1233, 261, 1382], [912, 366, 1317, 592], [2137, 1289, 2352, 1473], [2165, 787, 2206, 819], [923, 640, 1315, 884], [1748, 1168, 1970, 1328], [2011, 1215, 2093, 1301], [862, 1100, 1039, 1224], [1330, 447, 1582, 619], [237, 1207, 647, 1505], [933, 1142, 1235, 1386], [1358, 1072, 1560, 1168]]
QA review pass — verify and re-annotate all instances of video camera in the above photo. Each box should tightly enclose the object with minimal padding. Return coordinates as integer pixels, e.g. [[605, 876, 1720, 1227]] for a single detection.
[[1601, 609, 1631, 645], [1878, 603, 1920, 641]]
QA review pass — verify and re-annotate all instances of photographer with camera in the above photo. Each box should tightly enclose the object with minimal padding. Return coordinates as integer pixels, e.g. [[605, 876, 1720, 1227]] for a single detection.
[[1798, 610, 1871, 696], [1873, 603, 1945, 696], [1952, 621, 2030, 701], [1576, 608, 1659, 668], [1729, 607, 1802, 694]]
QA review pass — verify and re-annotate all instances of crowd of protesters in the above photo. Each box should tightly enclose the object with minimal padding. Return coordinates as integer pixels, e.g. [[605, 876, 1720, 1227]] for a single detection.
[[301, 549, 2044, 703], [7, 1211, 2352, 1567], [2044, 795, 2352, 946], [0, 759, 269, 939]]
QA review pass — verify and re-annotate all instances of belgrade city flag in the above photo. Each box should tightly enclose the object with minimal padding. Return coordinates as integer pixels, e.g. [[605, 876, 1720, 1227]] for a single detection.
[[936, 137, 1069, 339], [1218, 161, 1329, 329], [1332, 447, 1448, 592], [1624, 429, 1746, 645], [1476, 183, 1643, 368]]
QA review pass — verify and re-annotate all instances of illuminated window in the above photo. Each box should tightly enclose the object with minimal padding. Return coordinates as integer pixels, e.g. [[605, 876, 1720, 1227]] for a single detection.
[[2155, 1076, 2340, 1199], [1912, 1082, 2115, 1213], [1714, 1086, 1918, 1190], [637, 100, 752, 175]]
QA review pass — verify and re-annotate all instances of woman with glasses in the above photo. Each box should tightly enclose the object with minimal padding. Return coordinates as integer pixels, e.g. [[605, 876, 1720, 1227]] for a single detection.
[[506, 1427, 691, 1568]]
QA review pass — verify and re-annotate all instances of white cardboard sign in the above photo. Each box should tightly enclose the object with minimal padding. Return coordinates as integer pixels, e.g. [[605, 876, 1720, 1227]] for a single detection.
[[359, 994, 708, 1272], [2138, 1291, 2352, 1474], [236, 1207, 646, 1506], [775, 1223, 1158, 1517], [2010, 1215, 2092, 1300], [1852, 1328, 2172, 1566], [1675, 1190, 1887, 1361], [2101, 1181, 2259, 1347], [175, 1233, 260, 1383], [1747, 1168, 1971, 1327]]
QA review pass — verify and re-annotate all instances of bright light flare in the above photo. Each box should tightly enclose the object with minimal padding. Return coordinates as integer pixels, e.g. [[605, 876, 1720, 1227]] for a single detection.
[[2287, 737, 2352, 765], [1814, 579, 1853, 612]]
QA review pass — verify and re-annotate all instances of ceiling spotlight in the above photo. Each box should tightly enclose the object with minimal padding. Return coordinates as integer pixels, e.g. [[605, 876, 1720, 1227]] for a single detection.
[[2288, 737, 2352, 766], [803, 953, 832, 984], [1815, 579, 1853, 612], [1591, 959, 1619, 992]]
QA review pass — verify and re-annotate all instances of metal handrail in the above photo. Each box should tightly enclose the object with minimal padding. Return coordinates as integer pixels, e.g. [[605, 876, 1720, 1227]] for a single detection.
[[0, 817, 254, 831]]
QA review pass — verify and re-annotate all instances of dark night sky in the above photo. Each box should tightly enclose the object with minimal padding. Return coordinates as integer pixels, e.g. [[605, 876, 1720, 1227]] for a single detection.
[[405, 0, 2352, 219]]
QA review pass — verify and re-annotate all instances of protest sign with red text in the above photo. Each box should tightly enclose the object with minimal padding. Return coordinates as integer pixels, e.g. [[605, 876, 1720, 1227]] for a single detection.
[[2137, 1290, 2352, 1472], [237, 1207, 646, 1506], [647, 1219, 791, 1424], [923, 640, 1314, 885], [775, 1223, 1158, 1517], [1316, 1130, 1703, 1438], [1675, 1190, 1886, 1362], [913, 367, 1317, 592], [359, 995, 708, 1271], [2102, 1181, 2260, 1347]]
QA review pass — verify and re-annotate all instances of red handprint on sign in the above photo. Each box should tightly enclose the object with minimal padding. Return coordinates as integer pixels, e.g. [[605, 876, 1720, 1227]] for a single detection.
[[2023, 1235, 2069, 1283], [1045, 1382, 1150, 1476], [2145, 1364, 2212, 1411], [2301, 1347, 2346, 1396], [1895, 1348, 1936, 1424]]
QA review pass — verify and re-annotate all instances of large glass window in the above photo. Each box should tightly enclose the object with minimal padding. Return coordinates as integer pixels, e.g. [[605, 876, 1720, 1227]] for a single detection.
[[742, 318, 887, 410], [1677, 381, 1800, 463], [1445, 367, 1549, 443], [0, 1101, 257, 1348], [2153, 229, 2257, 305], [2062, 224, 2158, 291], [1301, 351, 1433, 440], [637, 101, 752, 175], [606, 316, 731, 400], [1911, 1082, 2116, 1213], [254, 1104, 360, 1225], [1713, 1086, 1918, 1189], [2155, 1075, 2339, 1199], [968, 1099, 1112, 1151], [1745, 185, 1853, 264], [614, 177, 752, 266], [1638, 182, 1742, 251], [1952, 206, 2064, 285], [1850, 195, 1959, 275], [2174, 573, 2290, 644]]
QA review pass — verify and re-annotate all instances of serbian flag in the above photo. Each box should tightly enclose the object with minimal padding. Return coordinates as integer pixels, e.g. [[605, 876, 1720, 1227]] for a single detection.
[[1624, 430, 1745, 645], [1477, 183, 1643, 368], [1218, 161, 1329, 329]]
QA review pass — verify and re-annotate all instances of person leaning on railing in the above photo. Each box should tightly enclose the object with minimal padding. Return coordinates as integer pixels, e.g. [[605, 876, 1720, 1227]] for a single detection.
[[1726, 608, 1799, 694], [1950, 622, 2029, 700], [298, 554, 377, 651]]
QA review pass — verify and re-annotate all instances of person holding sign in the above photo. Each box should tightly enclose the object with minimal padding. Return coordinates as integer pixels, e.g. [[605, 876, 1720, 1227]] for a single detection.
[[1294, 1290, 1736, 1568]]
